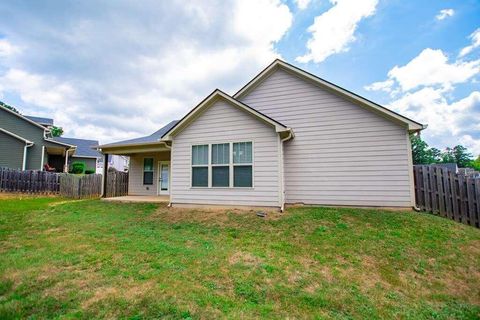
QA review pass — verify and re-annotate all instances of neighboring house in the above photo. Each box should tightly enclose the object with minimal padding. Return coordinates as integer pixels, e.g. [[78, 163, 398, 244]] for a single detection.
[[52, 137, 102, 171], [0, 105, 101, 172], [96, 155, 129, 174], [98, 59, 425, 209], [432, 163, 458, 173]]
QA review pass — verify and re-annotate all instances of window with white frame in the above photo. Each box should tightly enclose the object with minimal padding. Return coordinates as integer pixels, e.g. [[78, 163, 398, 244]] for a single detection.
[[191, 144, 208, 187], [143, 158, 154, 185], [191, 141, 253, 188], [233, 142, 253, 187], [211, 143, 229, 187]]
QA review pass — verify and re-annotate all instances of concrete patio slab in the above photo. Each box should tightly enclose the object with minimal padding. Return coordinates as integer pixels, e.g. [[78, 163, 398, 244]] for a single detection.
[[101, 195, 169, 203]]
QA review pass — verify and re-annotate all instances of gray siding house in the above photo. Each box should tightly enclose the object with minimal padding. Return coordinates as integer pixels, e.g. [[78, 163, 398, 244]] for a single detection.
[[0, 106, 101, 171], [98, 60, 425, 209]]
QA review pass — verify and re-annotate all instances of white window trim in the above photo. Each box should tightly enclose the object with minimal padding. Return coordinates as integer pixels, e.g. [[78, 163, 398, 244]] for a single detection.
[[143, 157, 154, 185], [190, 141, 254, 189]]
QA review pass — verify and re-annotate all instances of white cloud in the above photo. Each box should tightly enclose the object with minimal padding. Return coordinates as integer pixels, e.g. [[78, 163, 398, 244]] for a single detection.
[[0, 39, 20, 57], [294, 0, 312, 10], [364, 79, 394, 92], [459, 28, 480, 57], [435, 8, 454, 21], [388, 88, 480, 153], [366, 28, 480, 155], [0, 0, 293, 144], [366, 48, 480, 92], [296, 0, 378, 63]]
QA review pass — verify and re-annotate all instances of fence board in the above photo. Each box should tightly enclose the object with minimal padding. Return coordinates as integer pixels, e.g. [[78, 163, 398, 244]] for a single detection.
[[414, 165, 480, 228], [105, 171, 129, 198]]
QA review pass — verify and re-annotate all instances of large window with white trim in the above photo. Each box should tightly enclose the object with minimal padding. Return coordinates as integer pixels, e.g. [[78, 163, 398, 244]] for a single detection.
[[233, 142, 253, 187], [191, 141, 253, 188], [191, 144, 208, 187]]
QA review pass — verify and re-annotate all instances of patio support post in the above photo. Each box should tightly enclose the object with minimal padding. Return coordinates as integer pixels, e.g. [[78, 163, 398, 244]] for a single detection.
[[102, 153, 108, 197]]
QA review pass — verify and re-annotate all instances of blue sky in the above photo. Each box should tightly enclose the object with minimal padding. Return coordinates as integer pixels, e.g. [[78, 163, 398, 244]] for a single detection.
[[0, 0, 478, 153]]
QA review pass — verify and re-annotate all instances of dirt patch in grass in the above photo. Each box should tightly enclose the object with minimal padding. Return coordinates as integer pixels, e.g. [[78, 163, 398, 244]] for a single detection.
[[229, 251, 263, 267], [0, 193, 59, 200], [152, 205, 281, 226]]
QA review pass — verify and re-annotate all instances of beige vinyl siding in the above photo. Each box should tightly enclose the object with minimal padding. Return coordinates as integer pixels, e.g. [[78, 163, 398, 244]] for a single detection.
[[240, 68, 413, 207], [128, 152, 170, 196], [171, 99, 280, 207], [0, 131, 24, 169]]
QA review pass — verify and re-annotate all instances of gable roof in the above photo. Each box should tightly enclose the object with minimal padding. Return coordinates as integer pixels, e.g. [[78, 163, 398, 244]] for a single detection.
[[98, 120, 179, 148], [25, 115, 54, 126], [0, 104, 51, 131], [234, 59, 426, 132], [53, 137, 102, 158], [161, 89, 292, 140]]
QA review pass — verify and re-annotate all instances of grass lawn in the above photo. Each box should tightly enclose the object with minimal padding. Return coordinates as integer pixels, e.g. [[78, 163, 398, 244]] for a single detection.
[[0, 197, 479, 319]]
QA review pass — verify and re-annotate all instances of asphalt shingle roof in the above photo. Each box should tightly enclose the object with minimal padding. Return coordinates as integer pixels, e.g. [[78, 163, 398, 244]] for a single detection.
[[25, 115, 54, 126], [53, 137, 102, 158], [101, 120, 179, 147]]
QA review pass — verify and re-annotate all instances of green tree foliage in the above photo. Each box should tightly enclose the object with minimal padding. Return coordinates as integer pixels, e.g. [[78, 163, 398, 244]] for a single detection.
[[468, 156, 480, 171], [50, 126, 64, 137], [410, 135, 440, 164], [0, 101, 20, 114], [410, 135, 475, 168]]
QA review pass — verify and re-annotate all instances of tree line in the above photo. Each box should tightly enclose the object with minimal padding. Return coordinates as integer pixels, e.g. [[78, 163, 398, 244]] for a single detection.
[[410, 135, 480, 171]]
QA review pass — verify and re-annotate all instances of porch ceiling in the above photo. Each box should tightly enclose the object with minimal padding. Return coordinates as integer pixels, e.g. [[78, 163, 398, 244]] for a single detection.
[[98, 143, 170, 155]]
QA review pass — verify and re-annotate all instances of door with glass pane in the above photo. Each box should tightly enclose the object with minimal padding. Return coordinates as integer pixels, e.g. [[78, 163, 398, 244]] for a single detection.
[[157, 161, 170, 195]]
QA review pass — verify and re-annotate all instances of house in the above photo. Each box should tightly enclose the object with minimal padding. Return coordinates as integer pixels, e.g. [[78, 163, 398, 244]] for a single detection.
[[98, 59, 425, 209], [0, 105, 102, 172], [51, 137, 102, 171], [432, 163, 458, 174]]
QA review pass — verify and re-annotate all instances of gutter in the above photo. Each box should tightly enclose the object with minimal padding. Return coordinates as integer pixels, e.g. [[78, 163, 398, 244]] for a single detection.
[[279, 129, 294, 212], [22, 141, 34, 170]]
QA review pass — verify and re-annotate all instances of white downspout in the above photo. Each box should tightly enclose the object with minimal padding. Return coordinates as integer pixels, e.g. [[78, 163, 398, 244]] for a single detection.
[[22, 142, 34, 171], [279, 130, 293, 212], [40, 146, 45, 170], [162, 141, 173, 207], [64, 149, 69, 172]]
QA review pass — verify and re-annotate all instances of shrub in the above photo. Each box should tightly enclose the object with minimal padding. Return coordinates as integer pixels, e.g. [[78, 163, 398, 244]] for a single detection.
[[71, 162, 86, 174], [85, 168, 95, 174]]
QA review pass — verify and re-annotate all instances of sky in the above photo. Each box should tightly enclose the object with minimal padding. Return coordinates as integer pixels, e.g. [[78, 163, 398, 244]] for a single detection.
[[0, 0, 478, 154]]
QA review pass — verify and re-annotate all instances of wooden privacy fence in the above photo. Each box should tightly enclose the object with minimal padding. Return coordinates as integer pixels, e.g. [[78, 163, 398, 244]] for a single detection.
[[105, 171, 128, 197], [414, 165, 480, 228], [59, 174, 102, 199], [0, 168, 60, 194]]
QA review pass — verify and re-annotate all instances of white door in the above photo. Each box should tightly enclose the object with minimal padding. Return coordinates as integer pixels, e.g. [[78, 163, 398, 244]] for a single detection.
[[157, 161, 170, 195]]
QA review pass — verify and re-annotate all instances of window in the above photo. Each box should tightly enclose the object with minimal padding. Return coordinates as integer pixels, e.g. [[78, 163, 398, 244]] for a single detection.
[[192, 145, 208, 187], [191, 142, 253, 188], [233, 142, 253, 187], [143, 158, 154, 185], [212, 143, 229, 187]]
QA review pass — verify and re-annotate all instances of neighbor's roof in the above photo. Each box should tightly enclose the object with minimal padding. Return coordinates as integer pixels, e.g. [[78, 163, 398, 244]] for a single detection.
[[53, 137, 102, 158], [25, 115, 54, 126], [0, 104, 51, 130], [98, 120, 179, 148], [234, 59, 426, 132]]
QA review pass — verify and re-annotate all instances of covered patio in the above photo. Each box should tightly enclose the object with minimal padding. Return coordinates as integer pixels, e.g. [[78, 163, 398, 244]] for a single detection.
[[96, 121, 177, 199]]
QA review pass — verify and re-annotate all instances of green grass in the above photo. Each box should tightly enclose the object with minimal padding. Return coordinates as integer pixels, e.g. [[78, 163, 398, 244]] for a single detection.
[[0, 196, 479, 319]]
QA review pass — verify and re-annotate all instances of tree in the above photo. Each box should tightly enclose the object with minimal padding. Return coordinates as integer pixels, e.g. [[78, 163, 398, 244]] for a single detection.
[[452, 145, 473, 168], [440, 147, 456, 164], [50, 126, 64, 137], [468, 156, 480, 171], [0, 101, 20, 114], [410, 135, 440, 164]]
